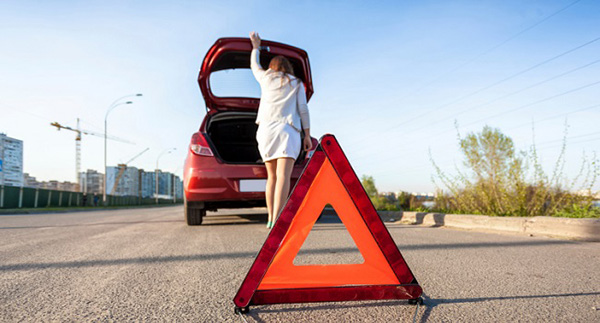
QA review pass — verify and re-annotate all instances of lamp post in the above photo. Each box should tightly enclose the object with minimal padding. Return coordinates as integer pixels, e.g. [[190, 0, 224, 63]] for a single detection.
[[103, 93, 142, 204], [156, 148, 176, 204]]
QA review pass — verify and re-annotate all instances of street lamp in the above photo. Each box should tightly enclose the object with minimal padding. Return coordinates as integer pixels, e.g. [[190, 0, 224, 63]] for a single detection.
[[103, 93, 142, 204], [156, 148, 176, 204]]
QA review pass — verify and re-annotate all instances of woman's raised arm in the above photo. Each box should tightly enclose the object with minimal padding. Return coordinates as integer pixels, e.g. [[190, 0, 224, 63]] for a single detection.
[[249, 31, 265, 81], [296, 81, 310, 130], [296, 80, 312, 151]]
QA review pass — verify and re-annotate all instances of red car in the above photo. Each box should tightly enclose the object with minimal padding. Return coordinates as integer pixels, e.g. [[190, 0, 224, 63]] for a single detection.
[[183, 37, 317, 225]]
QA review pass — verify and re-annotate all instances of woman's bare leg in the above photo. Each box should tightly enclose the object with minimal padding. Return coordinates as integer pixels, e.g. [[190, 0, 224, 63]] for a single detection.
[[273, 157, 295, 221], [265, 160, 277, 224]]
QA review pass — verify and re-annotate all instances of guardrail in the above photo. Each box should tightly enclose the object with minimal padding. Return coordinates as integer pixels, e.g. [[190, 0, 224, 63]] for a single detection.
[[0, 185, 181, 209]]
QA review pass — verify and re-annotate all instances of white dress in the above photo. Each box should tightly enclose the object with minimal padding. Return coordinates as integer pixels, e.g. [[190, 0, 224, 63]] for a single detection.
[[256, 121, 301, 162], [250, 49, 310, 162]]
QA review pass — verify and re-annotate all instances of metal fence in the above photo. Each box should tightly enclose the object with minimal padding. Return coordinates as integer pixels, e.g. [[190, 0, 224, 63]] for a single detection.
[[0, 185, 181, 209]]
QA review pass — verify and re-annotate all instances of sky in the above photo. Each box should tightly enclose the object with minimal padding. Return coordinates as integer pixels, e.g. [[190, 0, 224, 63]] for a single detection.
[[1, 0, 599, 193]]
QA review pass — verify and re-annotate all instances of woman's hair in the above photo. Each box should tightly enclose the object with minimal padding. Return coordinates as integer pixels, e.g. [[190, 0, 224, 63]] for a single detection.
[[269, 55, 297, 87]]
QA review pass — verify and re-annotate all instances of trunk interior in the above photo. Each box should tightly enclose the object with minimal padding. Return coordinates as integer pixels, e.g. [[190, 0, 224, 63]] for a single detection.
[[206, 112, 305, 164]]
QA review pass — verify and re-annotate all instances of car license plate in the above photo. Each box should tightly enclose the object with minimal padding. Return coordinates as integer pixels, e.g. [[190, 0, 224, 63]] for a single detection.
[[239, 179, 267, 192]]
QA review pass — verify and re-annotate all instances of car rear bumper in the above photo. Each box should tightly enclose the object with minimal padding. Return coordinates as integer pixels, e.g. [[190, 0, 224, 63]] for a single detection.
[[185, 166, 267, 201], [184, 153, 306, 206]]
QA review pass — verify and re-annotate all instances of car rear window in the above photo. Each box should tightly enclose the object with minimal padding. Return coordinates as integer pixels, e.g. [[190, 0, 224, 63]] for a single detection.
[[210, 69, 261, 98]]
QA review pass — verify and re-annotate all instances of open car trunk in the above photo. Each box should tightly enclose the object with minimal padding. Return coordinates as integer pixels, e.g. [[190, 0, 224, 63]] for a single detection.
[[199, 37, 313, 112], [206, 112, 305, 164]]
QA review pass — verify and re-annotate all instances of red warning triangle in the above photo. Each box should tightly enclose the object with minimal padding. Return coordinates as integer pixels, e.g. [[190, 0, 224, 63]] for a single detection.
[[234, 134, 422, 309]]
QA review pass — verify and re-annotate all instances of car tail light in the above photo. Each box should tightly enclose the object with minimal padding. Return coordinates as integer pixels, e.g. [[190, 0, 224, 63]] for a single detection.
[[190, 132, 214, 156]]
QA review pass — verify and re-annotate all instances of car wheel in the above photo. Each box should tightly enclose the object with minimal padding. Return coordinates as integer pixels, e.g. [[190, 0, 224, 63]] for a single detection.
[[184, 197, 205, 226]]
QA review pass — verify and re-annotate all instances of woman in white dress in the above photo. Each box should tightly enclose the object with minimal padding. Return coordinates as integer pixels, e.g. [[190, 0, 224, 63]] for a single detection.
[[249, 31, 312, 229]]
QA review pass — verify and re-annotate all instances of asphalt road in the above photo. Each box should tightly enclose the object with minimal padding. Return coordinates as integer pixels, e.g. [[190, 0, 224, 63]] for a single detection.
[[1, 206, 599, 322]]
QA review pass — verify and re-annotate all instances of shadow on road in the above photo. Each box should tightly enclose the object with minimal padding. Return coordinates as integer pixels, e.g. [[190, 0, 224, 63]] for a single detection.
[[202, 213, 268, 226], [0, 240, 574, 272], [203, 210, 351, 226], [417, 291, 600, 322], [242, 291, 600, 322], [246, 300, 407, 320]]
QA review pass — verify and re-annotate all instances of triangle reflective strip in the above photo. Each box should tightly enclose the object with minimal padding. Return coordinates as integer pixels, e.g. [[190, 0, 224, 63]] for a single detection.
[[234, 134, 422, 307]]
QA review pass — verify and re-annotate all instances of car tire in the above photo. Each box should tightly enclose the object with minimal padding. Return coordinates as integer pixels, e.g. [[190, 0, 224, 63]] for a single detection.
[[185, 197, 205, 226]]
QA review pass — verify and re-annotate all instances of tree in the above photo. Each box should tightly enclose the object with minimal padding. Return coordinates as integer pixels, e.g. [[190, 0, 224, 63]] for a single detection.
[[361, 175, 378, 198], [459, 126, 525, 215], [432, 125, 598, 217]]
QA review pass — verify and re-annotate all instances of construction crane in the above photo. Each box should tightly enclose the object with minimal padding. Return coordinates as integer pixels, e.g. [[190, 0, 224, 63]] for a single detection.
[[110, 148, 149, 195], [51, 118, 135, 187]]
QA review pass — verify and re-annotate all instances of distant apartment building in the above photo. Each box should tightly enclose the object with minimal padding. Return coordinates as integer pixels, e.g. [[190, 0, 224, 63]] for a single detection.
[[174, 175, 183, 199], [24, 172, 79, 192], [144, 170, 170, 197], [76, 166, 184, 198], [411, 192, 435, 200], [158, 171, 183, 198], [139, 170, 154, 198], [158, 171, 171, 197], [106, 165, 140, 196], [79, 169, 104, 194], [38, 180, 79, 192], [0, 133, 24, 187], [42, 180, 60, 190], [139, 170, 182, 198], [23, 172, 40, 188], [57, 181, 79, 192]]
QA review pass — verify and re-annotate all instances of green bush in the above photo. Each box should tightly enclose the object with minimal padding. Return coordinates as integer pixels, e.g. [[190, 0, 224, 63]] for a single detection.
[[431, 126, 599, 217], [552, 203, 600, 218]]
